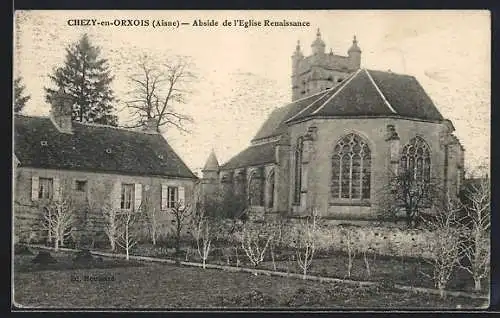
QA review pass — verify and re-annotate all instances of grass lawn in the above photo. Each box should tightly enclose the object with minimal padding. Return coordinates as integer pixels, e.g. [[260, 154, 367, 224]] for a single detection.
[[13, 250, 489, 309], [128, 243, 489, 294]]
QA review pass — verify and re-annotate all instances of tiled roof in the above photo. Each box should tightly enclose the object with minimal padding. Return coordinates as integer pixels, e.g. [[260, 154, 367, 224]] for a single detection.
[[221, 142, 277, 170], [252, 69, 445, 141], [14, 115, 197, 179]]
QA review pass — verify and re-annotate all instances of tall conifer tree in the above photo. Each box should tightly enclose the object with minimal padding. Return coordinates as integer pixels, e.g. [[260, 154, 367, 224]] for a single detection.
[[14, 77, 31, 113], [45, 34, 118, 126]]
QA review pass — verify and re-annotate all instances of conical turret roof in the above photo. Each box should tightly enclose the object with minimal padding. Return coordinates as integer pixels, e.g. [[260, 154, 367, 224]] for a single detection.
[[203, 149, 219, 171]]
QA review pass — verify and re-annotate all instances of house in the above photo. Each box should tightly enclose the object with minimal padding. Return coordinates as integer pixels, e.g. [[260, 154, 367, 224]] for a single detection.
[[13, 89, 198, 244], [201, 30, 465, 221]]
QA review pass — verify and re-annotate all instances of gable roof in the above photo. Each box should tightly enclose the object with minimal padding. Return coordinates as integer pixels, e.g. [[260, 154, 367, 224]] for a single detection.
[[221, 141, 277, 170], [14, 115, 197, 179], [252, 69, 444, 141]]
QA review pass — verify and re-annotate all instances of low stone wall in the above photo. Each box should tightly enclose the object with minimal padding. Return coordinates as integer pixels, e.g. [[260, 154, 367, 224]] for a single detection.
[[218, 215, 436, 259], [15, 202, 435, 259]]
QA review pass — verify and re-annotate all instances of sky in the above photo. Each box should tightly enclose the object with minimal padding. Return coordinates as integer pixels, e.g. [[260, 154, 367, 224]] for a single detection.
[[14, 10, 490, 175]]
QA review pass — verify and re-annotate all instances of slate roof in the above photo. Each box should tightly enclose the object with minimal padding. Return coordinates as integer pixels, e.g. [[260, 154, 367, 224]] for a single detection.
[[252, 69, 444, 142], [221, 142, 277, 170], [14, 115, 197, 179], [252, 90, 330, 141], [203, 149, 220, 171]]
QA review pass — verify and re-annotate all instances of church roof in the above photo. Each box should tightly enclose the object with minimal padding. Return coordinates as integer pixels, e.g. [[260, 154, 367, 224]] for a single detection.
[[252, 69, 444, 142], [220, 141, 277, 170], [14, 115, 198, 179]]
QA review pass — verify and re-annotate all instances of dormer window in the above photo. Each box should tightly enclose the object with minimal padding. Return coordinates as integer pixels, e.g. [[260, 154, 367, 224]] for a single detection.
[[158, 154, 164, 160], [40, 141, 48, 146]]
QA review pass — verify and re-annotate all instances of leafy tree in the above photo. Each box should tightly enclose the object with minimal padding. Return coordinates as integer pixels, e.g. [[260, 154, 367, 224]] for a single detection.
[[45, 33, 118, 126], [14, 77, 31, 113]]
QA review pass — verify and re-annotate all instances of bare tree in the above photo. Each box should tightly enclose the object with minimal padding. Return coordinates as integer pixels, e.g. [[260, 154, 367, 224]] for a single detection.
[[295, 209, 320, 279], [341, 226, 357, 278], [123, 54, 196, 133], [42, 196, 75, 251], [379, 170, 437, 228], [102, 204, 118, 252], [193, 208, 213, 269], [115, 209, 141, 260], [266, 215, 286, 271], [422, 192, 464, 298], [140, 186, 161, 246], [357, 230, 372, 277], [169, 201, 194, 257], [240, 223, 274, 267], [459, 175, 490, 291]]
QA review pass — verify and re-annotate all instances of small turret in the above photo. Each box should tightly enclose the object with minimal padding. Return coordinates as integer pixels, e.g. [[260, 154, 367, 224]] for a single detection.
[[202, 149, 219, 180], [348, 35, 362, 69], [311, 28, 326, 55], [292, 40, 304, 72]]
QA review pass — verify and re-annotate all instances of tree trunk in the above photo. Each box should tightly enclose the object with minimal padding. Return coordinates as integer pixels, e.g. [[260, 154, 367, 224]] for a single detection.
[[474, 277, 481, 291], [364, 252, 371, 277], [176, 225, 181, 256], [438, 281, 446, 299], [125, 222, 130, 260], [54, 236, 59, 251], [203, 257, 206, 269], [303, 248, 309, 279]]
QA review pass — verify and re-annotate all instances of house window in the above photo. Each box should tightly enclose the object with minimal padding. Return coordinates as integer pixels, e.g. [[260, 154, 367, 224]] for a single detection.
[[75, 180, 87, 192], [331, 133, 371, 200], [121, 183, 135, 210], [167, 186, 178, 208], [293, 137, 304, 205], [39, 177, 54, 200], [399, 136, 431, 184]]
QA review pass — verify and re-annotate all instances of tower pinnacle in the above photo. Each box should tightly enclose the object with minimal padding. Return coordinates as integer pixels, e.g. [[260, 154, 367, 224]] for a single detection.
[[311, 28, 326, 55]]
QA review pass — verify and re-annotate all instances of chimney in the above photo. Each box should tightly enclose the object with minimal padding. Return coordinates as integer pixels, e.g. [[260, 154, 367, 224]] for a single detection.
[[143, 117, 158, 133], [50, 88, 73, 133]]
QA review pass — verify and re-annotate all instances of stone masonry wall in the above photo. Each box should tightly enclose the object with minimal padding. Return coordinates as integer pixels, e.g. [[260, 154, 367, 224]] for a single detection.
[[14, 167, 196, 246]]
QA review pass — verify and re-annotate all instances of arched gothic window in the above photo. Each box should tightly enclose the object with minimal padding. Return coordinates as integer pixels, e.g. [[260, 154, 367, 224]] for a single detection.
[[331, 133, 371, 200], [293, 137, 304, 205], [248, 167, 265, 206], [267, 169, 275, 208], [400, 136, 431, 183]]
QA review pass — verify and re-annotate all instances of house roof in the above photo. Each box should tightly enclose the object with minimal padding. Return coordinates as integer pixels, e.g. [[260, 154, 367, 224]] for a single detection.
[[221, 141, 277, 170], [14, 115, 197, 179], [252, 69, 445, 141]]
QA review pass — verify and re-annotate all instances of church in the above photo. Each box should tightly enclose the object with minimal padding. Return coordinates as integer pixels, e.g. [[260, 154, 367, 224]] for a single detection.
[[202, 30, 464, 221]]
